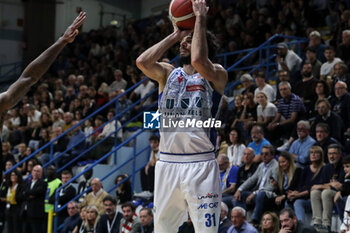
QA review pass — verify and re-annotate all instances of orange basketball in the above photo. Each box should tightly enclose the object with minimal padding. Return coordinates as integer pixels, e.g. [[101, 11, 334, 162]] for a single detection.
[[169, 0, 196, 30]]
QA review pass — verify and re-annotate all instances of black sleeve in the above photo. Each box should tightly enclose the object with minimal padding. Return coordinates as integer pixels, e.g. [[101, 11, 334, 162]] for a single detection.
[[289, 167, 303, 191]]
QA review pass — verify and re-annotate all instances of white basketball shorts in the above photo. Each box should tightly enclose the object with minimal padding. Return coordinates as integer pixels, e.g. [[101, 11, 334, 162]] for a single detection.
[[153, 153, 222, 233]]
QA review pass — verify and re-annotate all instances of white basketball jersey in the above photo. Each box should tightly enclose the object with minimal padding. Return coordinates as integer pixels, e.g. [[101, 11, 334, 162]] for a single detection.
[[158, 67, 222, 156]]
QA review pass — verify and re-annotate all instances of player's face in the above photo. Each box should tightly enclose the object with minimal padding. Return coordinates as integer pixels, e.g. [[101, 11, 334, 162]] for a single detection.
[[279, 213, 296, 232], [180, 36, 192, 56], [122, 206, 134, 221]]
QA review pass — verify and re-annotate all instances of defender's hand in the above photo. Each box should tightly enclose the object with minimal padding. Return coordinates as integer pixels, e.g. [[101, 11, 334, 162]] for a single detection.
[[61, 11, 86, 43]]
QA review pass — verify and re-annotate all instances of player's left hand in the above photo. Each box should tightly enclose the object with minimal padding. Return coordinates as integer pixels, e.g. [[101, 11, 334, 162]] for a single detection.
[[191, 0, 209, 17], [61, 11, 86, 43]]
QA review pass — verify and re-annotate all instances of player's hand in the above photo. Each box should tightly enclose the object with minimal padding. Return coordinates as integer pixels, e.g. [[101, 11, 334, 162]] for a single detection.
[[61, 11, 86, 43], [191, 0, 208, 17], [172, 23, 192, 40], [233, 190, 241, 201]]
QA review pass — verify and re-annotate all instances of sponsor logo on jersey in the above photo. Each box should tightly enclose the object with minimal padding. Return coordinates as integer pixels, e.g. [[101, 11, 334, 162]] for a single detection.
[[198, 202, 219, 209], [197, 193, 219, 200], [186, 85, 205, 92]]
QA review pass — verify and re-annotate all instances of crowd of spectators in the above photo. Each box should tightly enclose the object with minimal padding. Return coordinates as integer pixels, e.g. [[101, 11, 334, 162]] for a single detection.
[[2, 0, 350, 232]]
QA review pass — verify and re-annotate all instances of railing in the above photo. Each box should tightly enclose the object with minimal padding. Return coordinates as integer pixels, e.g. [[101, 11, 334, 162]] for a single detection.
[[4, 34, 308, 233]]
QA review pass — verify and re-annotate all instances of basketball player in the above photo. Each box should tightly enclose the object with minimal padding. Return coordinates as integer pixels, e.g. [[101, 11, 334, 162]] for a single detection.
[[0, 12, 85, 176], [136, 0, 227, 232]]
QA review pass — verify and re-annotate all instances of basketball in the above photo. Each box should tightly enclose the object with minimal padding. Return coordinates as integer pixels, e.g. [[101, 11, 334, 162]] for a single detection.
[[169, 0, 196, 30]]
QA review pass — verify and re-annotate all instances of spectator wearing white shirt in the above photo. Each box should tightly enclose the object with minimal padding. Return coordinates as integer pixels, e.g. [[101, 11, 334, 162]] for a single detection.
[[254, 72, 276, 103], [320, 46, 342, 80], [276, 42, 302, 75], [130, 77, 156, 109], [227, 128, 246, 167]]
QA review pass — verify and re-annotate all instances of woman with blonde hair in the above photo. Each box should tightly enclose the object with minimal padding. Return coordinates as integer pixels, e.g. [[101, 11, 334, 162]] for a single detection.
[[255, 91, 277, 127], [260, 211, 279, 233], [73, 205, 99, 233], [273, 151, 302, 209], [287, 146, 325, 221]]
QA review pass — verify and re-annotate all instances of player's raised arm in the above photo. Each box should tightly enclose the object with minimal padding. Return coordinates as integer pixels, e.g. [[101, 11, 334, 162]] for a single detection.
[[136, 25, 191, 91], [0, 11, 86, 112], [190, 0, 227, 94]]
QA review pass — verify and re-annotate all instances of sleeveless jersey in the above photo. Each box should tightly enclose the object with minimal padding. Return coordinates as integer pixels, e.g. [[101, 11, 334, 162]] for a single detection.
[[158, 67, 222, 155]]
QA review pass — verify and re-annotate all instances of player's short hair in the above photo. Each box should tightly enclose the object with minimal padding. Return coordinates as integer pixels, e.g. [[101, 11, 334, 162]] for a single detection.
[[187, 31, 218, 60]]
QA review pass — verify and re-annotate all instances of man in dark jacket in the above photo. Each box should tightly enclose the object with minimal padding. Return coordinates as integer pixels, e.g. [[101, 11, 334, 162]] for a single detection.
[[140, 207, 154, 233], [96, 195, 122, 233], [19, 165, 47, 233], [279, 208, 317, 233]]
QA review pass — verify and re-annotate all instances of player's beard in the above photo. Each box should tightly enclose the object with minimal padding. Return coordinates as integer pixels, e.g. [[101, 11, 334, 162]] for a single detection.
[[180, 54, 191, 65]]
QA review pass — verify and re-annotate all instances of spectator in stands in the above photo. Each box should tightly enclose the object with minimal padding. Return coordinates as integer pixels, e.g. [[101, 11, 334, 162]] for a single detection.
[[279, 208, 317, 233], [80, 178, 108, 216], [77, 168, 93, 203], [334, 155, 350, 223], [218, 202, 231, 233], [336, 30, 350, 66], [129, 77, 156, 110], [305, 47, 322, 79], [5, 168, 24, 233], [308, 30, 326, 63], [320, 46, 342, 80], [53, 170, 77, 225], [178, 215, 195, 233], [247, 125, 271, 163], [260, 212, 279, 233], [82, 205, 100, 233], [330, 81, 350, 133], [312, 98, 344, 142], [139, 207, 154, 233], [235, 148, 258, 192], [255, 91, 277, 129], [62, 112, 74, 137], [233, 145, 278, 225], [140, 135, 159, 192], [115, 174, 132, 205], [240, 74, 257, 95], [59, 120, 86, 168], [120, 202, 141, 233], [226, 207, 258, 233], [108, 69, 127, 93], [59, 201, 80, 233], [227, 128, 246, 167], [44, 165, 62, 224], [287, 120, 316, 167], [217, 154, 238, 209], [241, 92, 257, 133], [253, 72, 275, 103], [276, 42, 302, 79], [52, 109, 65, 129], [64, 86, 76, 111], [310, 144, 345, 232], [288, 146, 324, 221], [314, 123, 342, 164], [115, 89, 132, 124], [273, 151, 302, 210], [307, 80, 330, 118], [96, 195, 123, 233], [268, 81, 305, 151], [1, 141, 15, 173], [293, 62, 318, 111], [230, 95, 245, 129], [18, 164, 47, 233], [332, 61, 350, 89], [87, 87, 108, 108]]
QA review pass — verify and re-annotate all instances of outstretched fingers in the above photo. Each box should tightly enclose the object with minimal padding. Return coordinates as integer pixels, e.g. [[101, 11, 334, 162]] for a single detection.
[[72, 11, 86, 29]]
